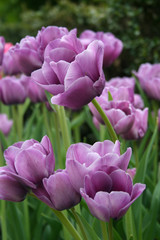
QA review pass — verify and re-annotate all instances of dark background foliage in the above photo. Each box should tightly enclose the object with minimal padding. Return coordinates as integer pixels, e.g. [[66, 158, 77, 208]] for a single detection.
[[0, 0, 159, 78]]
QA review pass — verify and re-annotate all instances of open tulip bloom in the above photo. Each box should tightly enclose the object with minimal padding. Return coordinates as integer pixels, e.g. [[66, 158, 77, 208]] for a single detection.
[[0, 26, 156, 240]]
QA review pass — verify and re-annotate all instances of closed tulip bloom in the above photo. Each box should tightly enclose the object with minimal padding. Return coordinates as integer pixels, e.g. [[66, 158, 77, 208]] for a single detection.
[[2, 136, 55, 190], [80, 170, 146, 222], [0, 114, 13, 136], [34, 169, 81, 210], [32, 30, 84, 96], [51, 39, 105, 109], [36, 26, 69, 60], [23, 75, 46, 102], [10, 36, 43, 75], [122, 108, 148, 140], [66, 140, 131, 192], [2, 48, 21, 75], [0, 75, 27, 104], [80, 30, 123, 67], [0, 167, 28, 201], [0, 36, 5, 65], [32, 30, 105, 109], [89, 86, 135, 135], [134, 63, 160, 100], [105, 76, 135, 90]]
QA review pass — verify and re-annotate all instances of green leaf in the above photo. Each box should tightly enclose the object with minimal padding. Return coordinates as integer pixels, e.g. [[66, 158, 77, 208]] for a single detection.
[[108, 91, 113, 101], [143, 180, 160, 240], [134, 121, 158, 183], [76, 212, 101, 240]]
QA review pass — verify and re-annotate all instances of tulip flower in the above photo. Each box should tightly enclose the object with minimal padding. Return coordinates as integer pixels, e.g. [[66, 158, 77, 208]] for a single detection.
[[34, 169, 81, 210], [0, 167, 28, 201], [32, 30, 105, 109], [66, 140, 131, 192], [0, 75, 27, 104], [36, 25, 69, 60], [0, 114, 13, 136], [89, 86, 135, 135], [133, 63, 160, 100], [80, 170, 145, 222], [105, 76, 135, 90], [80, 30, 123, 67], [22, 75, 46, 102], [122, 108, 148, 140], [0, 136, 55, 199]]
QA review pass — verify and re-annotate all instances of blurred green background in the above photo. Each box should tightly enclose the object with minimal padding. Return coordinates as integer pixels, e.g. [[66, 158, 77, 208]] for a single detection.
[[0, 0, 159, 77]]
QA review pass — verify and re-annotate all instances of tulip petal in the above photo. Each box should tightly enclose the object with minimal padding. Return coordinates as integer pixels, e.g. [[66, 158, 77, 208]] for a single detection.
[[0, 174, 27, 202]]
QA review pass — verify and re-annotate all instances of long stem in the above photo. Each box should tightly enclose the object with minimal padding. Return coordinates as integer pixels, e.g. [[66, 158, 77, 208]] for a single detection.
[[133, 141, 139, 169], [101, 221, 108, 240], [51, 208, 83, 240], [71, 208, 88, 240], [23, 199, 30, 240], [52, 111, 62, 169], [1, 201, 7, 240], [91, 98, 118, 143], [0, 148, 7, 240], [55, 105, 71, 151], [108, 219, 113, 240]]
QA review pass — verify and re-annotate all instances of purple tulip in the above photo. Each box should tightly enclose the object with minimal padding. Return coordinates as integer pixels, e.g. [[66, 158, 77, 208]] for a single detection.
[[0, 36, 5, 65], [133, 63, 160, 100], [23, 75, 46, 102], [36, 26, 69, 60], [66, 140, 131, 192], [89, 86, 135, 135], [2, 47, 21, 75], [8, 36, 42, 76], [0, 167, 28, 201], [105, 77, 144, 109], [0, 75, 27, 104], [32, 31, 105, 109], [80, 170, 145, 221], [0, 114, 13, 136], [32, 30, 84, 96], [34, 169, 81, 210], [122, 108, 148, 140], [1, 136, 55, 193], [80, 30, 123, 67], [105, 77, 135, 90]]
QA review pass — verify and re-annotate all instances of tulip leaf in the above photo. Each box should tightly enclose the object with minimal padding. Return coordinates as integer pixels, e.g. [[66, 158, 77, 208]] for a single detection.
[[76, 212, 101, 240], [134, 121, 158, 183], [143, 180, 160, 240], [0, 130, 8, 150], [45, 90, 55, 111], [108, 91, 113, 101]]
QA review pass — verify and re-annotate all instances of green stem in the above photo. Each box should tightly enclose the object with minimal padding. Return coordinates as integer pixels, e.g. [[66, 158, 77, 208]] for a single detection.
[[23, 199, 30, 240], [51, 208, 83, 240], [17, 104, 24, 140], [108, 219, 113, 240], [71, 208, 88, 240], [125, 206, 136, 240], [52, 111, 62, 169], [0, 148, 7, 240], [42, 103, 54, 146], [91, 98, 118, 143], [55, 105, 71, 151], [133, 141, 139, 169], [101, 221, 108, 240], [1, 201, 7, 240]]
